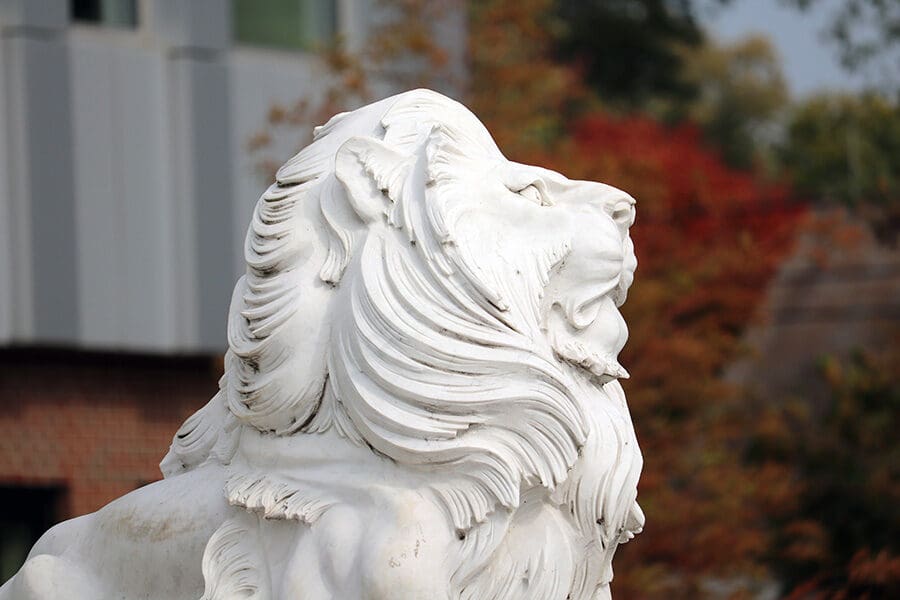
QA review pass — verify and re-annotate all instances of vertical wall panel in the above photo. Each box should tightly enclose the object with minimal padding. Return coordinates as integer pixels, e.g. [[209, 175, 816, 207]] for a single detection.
[[0, 0, 80, 346], [0, 35, 34, 342], [165, 58, 201, 351], [187, 59, 234, 351], [69, 33, 179, 352], [70, 36, 123, 346], [115, 48, 178, 350], [158, 0, 235, 352], [0, 31, 12, 342], [23, 36, 79, 342]]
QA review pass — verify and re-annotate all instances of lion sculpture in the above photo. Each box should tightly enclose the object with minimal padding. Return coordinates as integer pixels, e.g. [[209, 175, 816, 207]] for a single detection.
[[1, 89, 643, 600]]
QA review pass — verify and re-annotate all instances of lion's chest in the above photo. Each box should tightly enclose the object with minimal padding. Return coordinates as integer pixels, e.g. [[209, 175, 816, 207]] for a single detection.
[[272, 491, 457, 600]]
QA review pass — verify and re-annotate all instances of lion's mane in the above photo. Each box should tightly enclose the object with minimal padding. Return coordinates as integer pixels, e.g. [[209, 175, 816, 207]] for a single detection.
[[162, 90, 642, 561]]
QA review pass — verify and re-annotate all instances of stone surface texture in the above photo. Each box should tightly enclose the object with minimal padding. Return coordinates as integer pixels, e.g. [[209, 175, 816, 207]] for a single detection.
[[0, 89, 644, 600]]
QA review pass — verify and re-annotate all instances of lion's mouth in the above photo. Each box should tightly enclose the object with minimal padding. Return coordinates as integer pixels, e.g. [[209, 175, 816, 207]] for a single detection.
[[545, 292, 630, 385]]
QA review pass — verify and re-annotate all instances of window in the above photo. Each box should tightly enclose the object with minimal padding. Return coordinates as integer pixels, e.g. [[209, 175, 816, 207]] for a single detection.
[[233, 0, 337, 51], [71, 0, 139, 28], [0, 486, 63, 584]]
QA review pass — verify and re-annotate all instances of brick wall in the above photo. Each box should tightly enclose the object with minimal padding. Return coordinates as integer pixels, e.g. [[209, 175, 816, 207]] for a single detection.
[[0, 348, 221, 520]]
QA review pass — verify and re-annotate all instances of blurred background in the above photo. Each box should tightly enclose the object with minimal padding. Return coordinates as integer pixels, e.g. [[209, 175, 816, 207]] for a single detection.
[[0, 0, 897, 597]]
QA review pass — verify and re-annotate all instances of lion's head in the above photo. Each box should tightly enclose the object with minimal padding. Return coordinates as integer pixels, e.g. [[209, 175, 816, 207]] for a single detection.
[[163, 89, 643, 592]]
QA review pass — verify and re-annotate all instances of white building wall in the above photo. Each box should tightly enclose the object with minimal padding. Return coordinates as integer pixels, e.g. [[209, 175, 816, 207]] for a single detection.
[[0, 0, 462, 354], [0, 0, 77, 345]]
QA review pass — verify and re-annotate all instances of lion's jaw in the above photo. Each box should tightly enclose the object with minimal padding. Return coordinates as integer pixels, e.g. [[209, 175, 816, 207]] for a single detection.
[[535, 176, 637, 384]]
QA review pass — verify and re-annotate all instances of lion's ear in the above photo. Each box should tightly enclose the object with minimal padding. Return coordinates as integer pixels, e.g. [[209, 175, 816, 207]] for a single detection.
[[335, 137, 412, 223]]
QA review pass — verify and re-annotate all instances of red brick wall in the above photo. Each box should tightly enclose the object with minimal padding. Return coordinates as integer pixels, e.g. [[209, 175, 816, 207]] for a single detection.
[[0, 349, 221, 519]]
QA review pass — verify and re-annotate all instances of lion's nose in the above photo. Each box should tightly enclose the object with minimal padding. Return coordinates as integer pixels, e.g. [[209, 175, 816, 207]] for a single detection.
[[561, 181, 636, 223], [590, 183, 636, 228]]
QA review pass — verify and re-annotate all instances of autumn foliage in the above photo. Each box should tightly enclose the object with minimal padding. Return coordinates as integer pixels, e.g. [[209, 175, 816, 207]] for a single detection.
[[751, 346, 900, 598], [465, 1, 805, 595], [468, 2, 900, 591], [558, 115, 804, 597]]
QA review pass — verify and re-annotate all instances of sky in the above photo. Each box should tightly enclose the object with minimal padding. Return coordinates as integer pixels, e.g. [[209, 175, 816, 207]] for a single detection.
[[701, 0, 870, 98]]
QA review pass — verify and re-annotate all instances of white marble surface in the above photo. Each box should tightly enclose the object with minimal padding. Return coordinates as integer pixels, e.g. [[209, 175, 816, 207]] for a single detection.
[[1, 89, 643, 600]]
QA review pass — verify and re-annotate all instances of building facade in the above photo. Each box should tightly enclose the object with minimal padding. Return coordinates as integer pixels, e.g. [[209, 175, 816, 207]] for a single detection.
[[0, 0, 383, 353]]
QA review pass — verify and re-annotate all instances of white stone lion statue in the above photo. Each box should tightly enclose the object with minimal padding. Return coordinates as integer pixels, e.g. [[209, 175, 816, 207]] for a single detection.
[[1, 89, 643, 600]]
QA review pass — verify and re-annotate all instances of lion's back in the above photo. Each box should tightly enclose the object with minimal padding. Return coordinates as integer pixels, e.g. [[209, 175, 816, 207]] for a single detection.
[[1, 463, 232, 600]]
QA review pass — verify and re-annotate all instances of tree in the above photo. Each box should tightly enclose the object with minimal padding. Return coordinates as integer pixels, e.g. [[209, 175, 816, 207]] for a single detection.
[[782, 93, 900, 205], [548, 4, 792, 170], [748, 345, 900, 598], [659, 35, 789, 170], [467, 0, 585, 160], [552, 0, 704, 108], [779, 92, 900, 242]]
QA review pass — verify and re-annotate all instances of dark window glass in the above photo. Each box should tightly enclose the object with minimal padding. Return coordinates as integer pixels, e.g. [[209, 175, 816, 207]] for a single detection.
[[71, 0, 139, 28], [234, 0, 337, 51], [0, 486, 63, 584]]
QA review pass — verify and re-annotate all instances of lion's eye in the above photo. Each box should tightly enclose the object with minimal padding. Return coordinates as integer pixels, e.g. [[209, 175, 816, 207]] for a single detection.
[[517, 184, 544, 206]]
